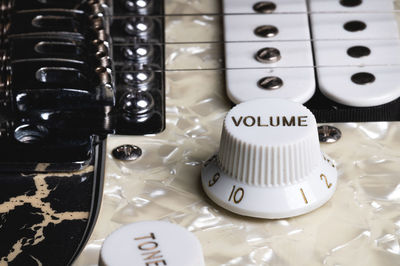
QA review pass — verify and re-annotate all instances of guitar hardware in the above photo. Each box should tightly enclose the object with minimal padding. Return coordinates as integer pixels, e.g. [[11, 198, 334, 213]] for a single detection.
[[318, 125, 342, 144], [111, 144, 142, 161], [257, 76, 284, 90], [254, 25, 279, 38], [253, 2, 278, 13], [254, 47, 282, 63]]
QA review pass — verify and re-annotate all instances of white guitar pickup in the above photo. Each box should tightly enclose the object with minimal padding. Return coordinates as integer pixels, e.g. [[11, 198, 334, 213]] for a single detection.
[[314, 40, 400, 66], [224, 14, 311, 42], [310, 0, 400, 107], [310, 0, 395, 12], [226, 68, 315, 104], [310, 13, 399, 40], [317, 66, 400, 107], [223, 0, 308, 14], [223, 0, 315, 104]]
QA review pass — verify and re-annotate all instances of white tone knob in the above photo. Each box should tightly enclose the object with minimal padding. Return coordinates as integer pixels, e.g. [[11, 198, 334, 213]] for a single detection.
[[202, 99, 338, 219], [99, 221, 205, 266]]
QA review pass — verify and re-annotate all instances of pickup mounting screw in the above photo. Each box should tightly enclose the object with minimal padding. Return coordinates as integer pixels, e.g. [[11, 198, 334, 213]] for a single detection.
[[318, 126, 342, 143], [112, 145, 142, 161]]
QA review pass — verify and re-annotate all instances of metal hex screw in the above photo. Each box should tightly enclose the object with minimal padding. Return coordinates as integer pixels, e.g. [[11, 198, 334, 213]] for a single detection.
[[124, 0, 136, 11], [253, 1, 277, 13], [122, 46, 153, 63], [124, 0, 149, 10], [257, 76, 283, 90], [255, 47, 281, 63], [124, 17, 153, 37], [121, 91, 155, 115], [254, 25, 279, 38], [123, 71, 153, 86], [318, 126, 342, 143], [112, 145, 142, 161]]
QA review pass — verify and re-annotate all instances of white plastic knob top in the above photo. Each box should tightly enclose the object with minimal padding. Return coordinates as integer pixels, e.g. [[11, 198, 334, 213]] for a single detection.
[[202, 99, 338, 219], [99, 221, 205, 266]]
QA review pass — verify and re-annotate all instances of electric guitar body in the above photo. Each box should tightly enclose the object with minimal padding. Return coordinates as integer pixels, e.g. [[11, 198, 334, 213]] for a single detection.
[[1, 0, 400, 265]]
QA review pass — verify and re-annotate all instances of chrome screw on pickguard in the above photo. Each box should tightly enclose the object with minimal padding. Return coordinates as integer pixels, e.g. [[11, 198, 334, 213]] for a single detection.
[[257, 76, 283, 90], [318, 126, 342, 143], [254, 25, 279, 38], [112, 144, 142, 161], [255, 47, 281, 63], [253, 1, 277, 13]]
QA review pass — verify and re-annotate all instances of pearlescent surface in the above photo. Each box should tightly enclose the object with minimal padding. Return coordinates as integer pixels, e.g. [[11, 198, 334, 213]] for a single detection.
[[75, 1, 400, 265]]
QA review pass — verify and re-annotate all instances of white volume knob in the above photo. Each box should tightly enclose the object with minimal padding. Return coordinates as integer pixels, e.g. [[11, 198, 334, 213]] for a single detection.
[[201, 99, 338, 219]]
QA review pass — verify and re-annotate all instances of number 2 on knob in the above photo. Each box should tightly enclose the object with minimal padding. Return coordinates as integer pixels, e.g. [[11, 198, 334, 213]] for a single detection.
[[320, 174, 332, 189]]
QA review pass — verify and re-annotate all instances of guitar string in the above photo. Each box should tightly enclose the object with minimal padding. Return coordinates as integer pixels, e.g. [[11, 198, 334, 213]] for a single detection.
[[112, 10, 400, 17], [110, 11, 400, 45], [8, 8, 400, 72], [111, 6, 400, 72], [119, 64, 400, 73], [115, 38, 400, 44]]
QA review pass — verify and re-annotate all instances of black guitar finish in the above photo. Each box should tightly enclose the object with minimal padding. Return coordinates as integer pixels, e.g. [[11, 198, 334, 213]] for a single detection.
[[0, 139, 105, 266], [0, 0, 165, 264]]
